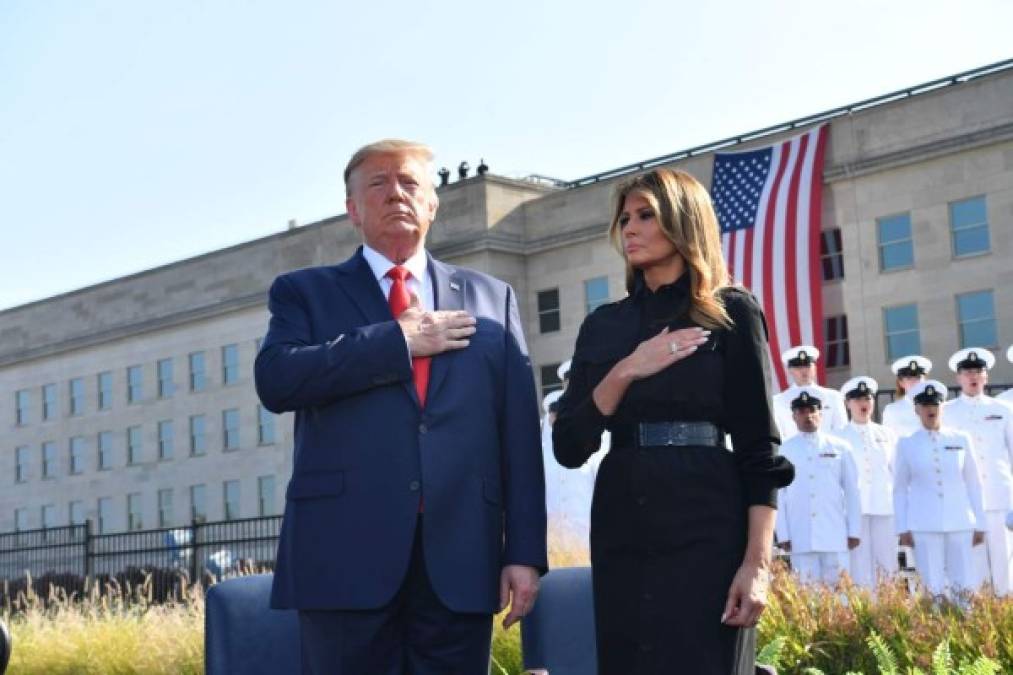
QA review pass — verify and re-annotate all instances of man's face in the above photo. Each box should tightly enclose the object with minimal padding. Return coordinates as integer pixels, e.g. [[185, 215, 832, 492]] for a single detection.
[[789, 364, 816, 386], [915, 401, 941, 429], [792, 405, 821, 433], [346, 152, 438, 263], [846, 395, 873, 422], [956, 367, 987, 396]]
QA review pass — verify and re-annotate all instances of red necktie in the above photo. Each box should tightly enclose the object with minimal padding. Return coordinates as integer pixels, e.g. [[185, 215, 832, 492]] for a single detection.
[[386, 266, 431, 407]]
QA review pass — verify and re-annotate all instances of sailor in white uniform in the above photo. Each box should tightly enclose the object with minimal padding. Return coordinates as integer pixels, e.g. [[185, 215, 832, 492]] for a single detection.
[[540, 360, 605, 556], [775, 387, 862, 585], [836, 376, 899, 588], [894, 380, 986, 598], [881, 355, 932, 438], [772, 346, 848, 441], [944, 348, 1013, 595], [998, 346, 1013, 407]]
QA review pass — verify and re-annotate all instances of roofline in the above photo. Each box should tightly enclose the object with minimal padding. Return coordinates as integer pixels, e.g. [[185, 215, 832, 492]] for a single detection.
[[567, 57, 1013, 188]]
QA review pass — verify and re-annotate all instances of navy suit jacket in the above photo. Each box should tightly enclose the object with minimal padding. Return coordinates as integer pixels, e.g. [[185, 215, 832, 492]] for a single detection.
[[255, 247, 547, 613]]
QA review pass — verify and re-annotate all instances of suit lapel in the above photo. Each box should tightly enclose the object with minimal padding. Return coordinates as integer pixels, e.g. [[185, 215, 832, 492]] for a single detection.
[[333, 247, 393, 326], [426, 255, 464, 403]]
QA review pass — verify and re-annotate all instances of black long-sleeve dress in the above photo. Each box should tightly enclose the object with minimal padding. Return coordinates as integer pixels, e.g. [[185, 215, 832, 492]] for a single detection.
[[553, 272, 794, 675]]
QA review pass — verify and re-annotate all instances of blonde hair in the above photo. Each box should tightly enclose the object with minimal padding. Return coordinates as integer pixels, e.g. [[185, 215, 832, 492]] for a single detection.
[[344, 139, 435, 195], [607, 168, 732, 329]]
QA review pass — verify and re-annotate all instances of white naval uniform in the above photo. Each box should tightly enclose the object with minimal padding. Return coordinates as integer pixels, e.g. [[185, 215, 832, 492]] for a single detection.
[[997, 389, 1013, 407], [773, 384, 848, 441], [838, 421, 899, 587], [944, 393, 1013, 594], [893, 427, 987, 597], [882, 397, 922, 439], [775, 432, 862, 584], [541, 417, 606, 553]]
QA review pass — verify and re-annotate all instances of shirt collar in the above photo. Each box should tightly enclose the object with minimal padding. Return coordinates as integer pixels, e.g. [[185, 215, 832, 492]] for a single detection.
[[959, 392, 983, 403], [361, 244, 428, 284]]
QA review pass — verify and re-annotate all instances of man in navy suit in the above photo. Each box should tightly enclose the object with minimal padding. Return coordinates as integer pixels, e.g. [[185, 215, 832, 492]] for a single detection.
[[255, 139, 547, 674]]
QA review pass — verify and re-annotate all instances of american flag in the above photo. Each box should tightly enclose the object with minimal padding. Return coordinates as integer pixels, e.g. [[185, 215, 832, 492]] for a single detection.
[[711, 125, 829, 391]]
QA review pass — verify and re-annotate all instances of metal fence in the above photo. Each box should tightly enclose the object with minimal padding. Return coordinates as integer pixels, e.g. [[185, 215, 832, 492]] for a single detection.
[[0, 515, 281, 604]]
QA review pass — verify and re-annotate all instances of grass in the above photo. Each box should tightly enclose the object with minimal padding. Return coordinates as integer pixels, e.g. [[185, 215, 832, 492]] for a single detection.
[[3, 545, 1011, 674]]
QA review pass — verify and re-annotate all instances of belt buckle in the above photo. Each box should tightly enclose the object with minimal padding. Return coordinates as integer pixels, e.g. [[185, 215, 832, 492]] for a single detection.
[[670, 423, 687, 445]]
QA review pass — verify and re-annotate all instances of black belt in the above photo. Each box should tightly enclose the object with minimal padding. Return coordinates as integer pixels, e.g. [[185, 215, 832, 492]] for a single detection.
[[617, 421, 726, 449]]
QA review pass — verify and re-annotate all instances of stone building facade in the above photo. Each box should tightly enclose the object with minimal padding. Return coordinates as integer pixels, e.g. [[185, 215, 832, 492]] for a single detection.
[[2, 64, 1010, 533]]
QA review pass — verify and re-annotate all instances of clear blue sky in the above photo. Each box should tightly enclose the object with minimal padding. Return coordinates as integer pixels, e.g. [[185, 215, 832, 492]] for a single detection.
[[1, 0, 1010, 310]]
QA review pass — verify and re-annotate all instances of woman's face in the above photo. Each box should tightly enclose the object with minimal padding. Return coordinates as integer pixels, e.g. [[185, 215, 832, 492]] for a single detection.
[[618, 192, 679, 271]]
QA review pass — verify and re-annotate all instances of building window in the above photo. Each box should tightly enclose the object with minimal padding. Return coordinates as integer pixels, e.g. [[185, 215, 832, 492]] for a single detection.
[[15, 446, 29, 483], [127, 493, 143, 531], [97, 497, 112, 534], [158, 420, 174, 460], [537, 289, 561, 333], [820, 229, 845, 281], [190, 484, 207, 523], [97, 431, 113, 470], [223, 480, 240, 521], [258, 475, 276, 516], [222, 344, 240, 385], [127, 365, 143, 404], [42, 383, 57, 421], [584, 277, 610, 314], [257, 405, 275, 445], [70, 436, 87, 475], [189, 351, 207, 392], [877, 213, 914, 272], [223, 409, 240, 450], [69, 377, 85, 415], [884, 304, 921, 362], [540, 363, 563, 398], [69, 500, 85, 526], [42, 441, 57, 479], [157, 358, 175, 398], [950, 195, 990, 258], [15, 389, 30, 426], [127, 425, 142, 465], [41, 504, 57, 530], [15, 508, 29, 532], [824, 315, 850, 368], [189, 415, 207, 456], [158, 489, 174, 528], [956, 290, 997, 348], [97, 371, 113, 410]]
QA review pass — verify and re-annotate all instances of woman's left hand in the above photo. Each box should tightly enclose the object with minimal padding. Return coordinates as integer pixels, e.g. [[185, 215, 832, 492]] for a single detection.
[[721, 561, 769, 627]]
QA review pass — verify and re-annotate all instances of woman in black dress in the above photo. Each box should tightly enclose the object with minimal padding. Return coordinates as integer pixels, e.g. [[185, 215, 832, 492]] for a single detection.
[[553, 168, 794, 675]]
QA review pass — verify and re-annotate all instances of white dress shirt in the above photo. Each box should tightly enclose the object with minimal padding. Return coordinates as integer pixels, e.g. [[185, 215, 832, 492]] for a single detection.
[[837, 421, 897, 516], [882, 397, 921, 439], [361, 244, 434, 311], [893, 427, 986, 533], [944, 393, 1013, 511], [775, 431, 862, 553]]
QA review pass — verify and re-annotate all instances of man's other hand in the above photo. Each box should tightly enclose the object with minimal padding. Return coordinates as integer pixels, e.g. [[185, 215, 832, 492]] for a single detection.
[[398, 295, 476, 357], [499, 565, 540, 629]]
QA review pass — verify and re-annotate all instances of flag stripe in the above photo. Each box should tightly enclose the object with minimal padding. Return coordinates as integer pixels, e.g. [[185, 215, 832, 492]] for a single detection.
[[713, 125, 828, 393]]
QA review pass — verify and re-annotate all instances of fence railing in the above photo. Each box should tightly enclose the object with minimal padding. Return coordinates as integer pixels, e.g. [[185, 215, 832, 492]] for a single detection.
[[0, 515, 282, 604]]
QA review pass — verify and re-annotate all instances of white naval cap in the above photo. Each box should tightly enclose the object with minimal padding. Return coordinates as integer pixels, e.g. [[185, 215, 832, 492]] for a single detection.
[[782, 345, 820, 367], [840, 376, 878, 399], [542, 389, 562, 415], [890, 355, 932, 377], [1007, 345, 1013, 364], [948, 347, 995, 372], [908, 379, 948, 404], [556, 359, 572, 382], [790, 386, 824, 410]]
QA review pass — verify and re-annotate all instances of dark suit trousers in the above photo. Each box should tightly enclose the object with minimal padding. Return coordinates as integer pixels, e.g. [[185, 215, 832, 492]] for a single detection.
[[298, 517, 494, 675]]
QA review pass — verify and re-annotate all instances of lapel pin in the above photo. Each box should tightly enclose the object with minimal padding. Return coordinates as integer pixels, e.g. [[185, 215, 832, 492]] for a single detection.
[[449, 281, 461, 292]]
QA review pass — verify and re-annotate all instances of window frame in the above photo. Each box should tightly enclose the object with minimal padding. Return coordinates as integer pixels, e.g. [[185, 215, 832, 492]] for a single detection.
[[882, 303, 922, 362], [949, 195, 990, 259], [876, 212, 915, 273]]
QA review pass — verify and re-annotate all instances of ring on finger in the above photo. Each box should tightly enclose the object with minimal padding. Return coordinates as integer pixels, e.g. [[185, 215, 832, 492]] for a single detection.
[[668, 341, 679, 355]]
